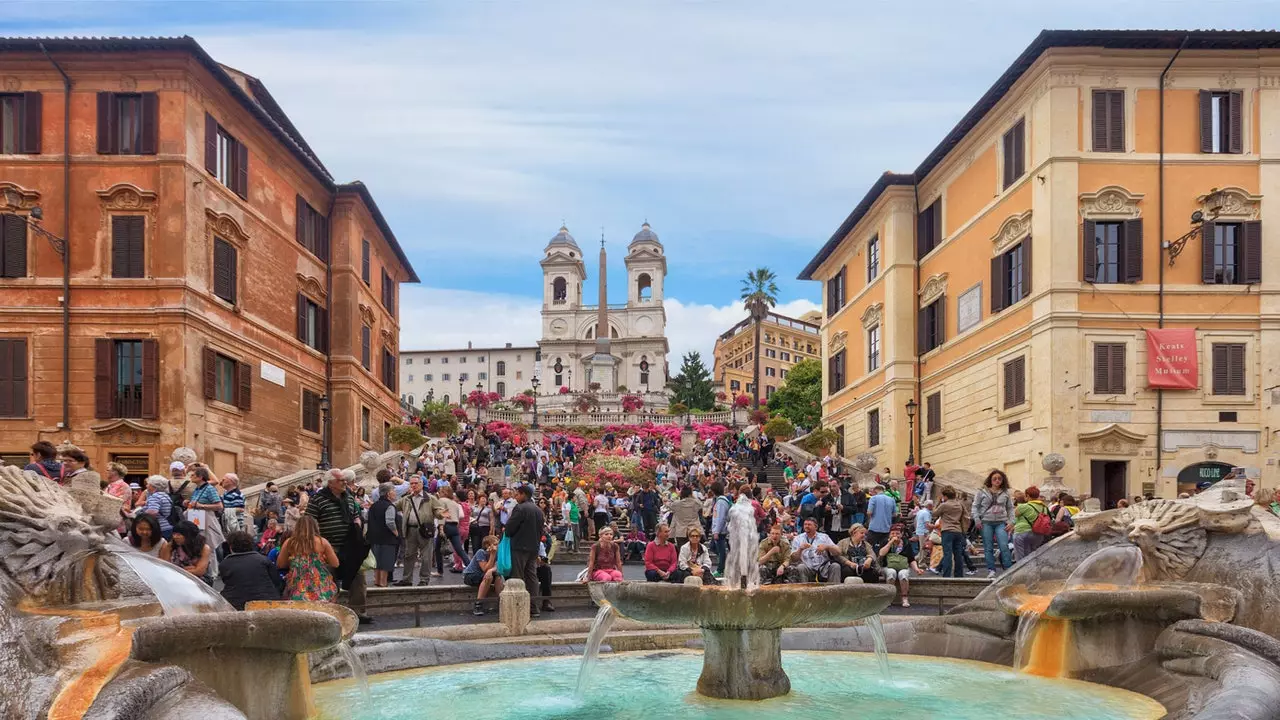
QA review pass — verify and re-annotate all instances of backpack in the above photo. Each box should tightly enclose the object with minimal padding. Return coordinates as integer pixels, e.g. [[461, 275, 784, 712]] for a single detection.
[[1049, 505, 1074, 536], [1031, 503, 1052, 536], [167, 481, 189, 528]]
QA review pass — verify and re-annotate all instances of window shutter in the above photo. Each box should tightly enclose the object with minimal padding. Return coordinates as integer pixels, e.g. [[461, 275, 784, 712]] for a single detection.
[[0, 339, 27, 418], [931, 200, 942, 249], [1242, 220, 1262, 284], [1212, 344, 1228, 395], [111, 217, 129, 278], [21, 92, 41, 154], [361, 325, 371, 370], [214, 238, 236, 303], [141, 339, 159, 419], [926, 392, 941, 435], [1082, 220, 1098, 282], [1123, 219, 1143, 283], [1093, 343, 1110, 394], [1229, 344, 1245, 395], [1014, 120, 1025, 179], [1228, 90, 1243, 154], [839, 265, 846, 307], [130, 217, 145, 278], [139, 92, 159, 155], [1199, 91, 1214, 154], [302, 391, 316, 432], [3, 214, 27, 277], [296, 293, 306, 342], [234, 140, 249, 199], [1111, 343, 1126, 394], [295, 196, 305, 247], [990, 255, 1006, 312], [1020, 238, 1032, 299], [1108, 90, 1124, 152], [237, 361, 252, 411], [1091, 90, 1108, 152], [935, 298, 946, 349], [97, 92, 115, 154], [202, 347, 216, 400], [1201, 221, 1217, 284], [94, 338, 114, 418], [1016, 357, 1026, 405], [1002, 128, 1014, 187], [204, 113, 217, 173], [361, 239, 371, 284], [1003, 360, 1015, 408], [917, 206, 931, 259]]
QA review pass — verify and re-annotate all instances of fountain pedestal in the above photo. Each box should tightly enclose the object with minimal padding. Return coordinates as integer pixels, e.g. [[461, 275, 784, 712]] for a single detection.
[[699, 628, 789, 700]]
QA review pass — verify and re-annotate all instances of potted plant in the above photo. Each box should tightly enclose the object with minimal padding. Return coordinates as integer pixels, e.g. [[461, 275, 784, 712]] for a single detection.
[[763, 416, 795, 441], [749, 408, 769, 426], [799, 426, 840, 456], [387, 424, 426, 451]]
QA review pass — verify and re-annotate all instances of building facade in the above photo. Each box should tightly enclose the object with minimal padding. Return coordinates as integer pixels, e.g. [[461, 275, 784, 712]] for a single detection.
[[801, 30, 1280, 506], [399, 343, 539, 408], [539, 223, 669, 395], [712, 311, 821, 401], [0, 37, 417, 483]]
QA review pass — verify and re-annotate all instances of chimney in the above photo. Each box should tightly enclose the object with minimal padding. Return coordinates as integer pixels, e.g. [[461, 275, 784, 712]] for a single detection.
[[505, 342, 512, 348]]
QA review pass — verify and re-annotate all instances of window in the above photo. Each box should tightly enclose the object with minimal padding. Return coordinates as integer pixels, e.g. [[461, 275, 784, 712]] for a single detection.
[[516, 371, 522, 380], [1083, 220, 1144, 284], [919, 297, 946, 353], [765, 367, 776, 377], [1211, 343, 1246, 396], [765, 349, 777, 359], [381, 269, 396, 314], [1093, 342, 1126, 395], [640, 355, 650, 386], [407, 374, 414, 383], [867, 408, 880, 447], [496, 381, 506, 397], [1002, 118, 1026, 189], [460, 356, 467, 364], [301, 389, 321, 433], [1200, 90, 1242, 154], [213, 237, 237, 303], [781, 351, 791, 362], [1003, 356, 1026, 409], [214, 354, 236, 405], [496, 361, 507, 376], [442, 373, 451, 382], [1, 213, 27, 278], [405, 358, 413, 365], [478, 356, 485, 363], [361, 406, 370, 443], [0, 338, 28, 417], [204, 113, 248, 198], [990, 239, 1031, 312], [361, 238, 371, 285], [295, 196, 329, 261], [1091, 90, 1124, 152], [826, 265, 846, 315], [202, 347, 250, 410], [110, 216, 145, 279], [95, 338, 158, 420], [926, 392, 942, 435], [459, 373, 469, 382], [552, 277, 567, 303], [828, 350, 846, 395], [637, 273, 652, 300], [917, 199, 942, 258], [766, 385, 775, 399], [0, 92, 41, 154], [441, 357, 448, 364], [867, 235, 879, 282], [730, 379, 741, 392], [867, 325, 881, 371], [425, 374, 433, 381], [296, 294, 326, 352], [424, 358, 430, 364], [1202, 221, 1261, 285], [780, 369, 788, 379], [382, 349, 397, 392], [478, 372, 487, 380], [361, 325, 371, 370], [96, 92, 157, 155]]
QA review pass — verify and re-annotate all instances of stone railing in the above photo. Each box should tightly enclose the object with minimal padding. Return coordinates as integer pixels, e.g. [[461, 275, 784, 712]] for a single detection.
[[475, 409, 737, 428], [240, 444, 431, 506]]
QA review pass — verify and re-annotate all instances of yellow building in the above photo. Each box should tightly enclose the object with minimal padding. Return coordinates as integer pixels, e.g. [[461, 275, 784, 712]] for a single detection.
[[712, 311, 821, 404], [800, 30, 1280, 506]]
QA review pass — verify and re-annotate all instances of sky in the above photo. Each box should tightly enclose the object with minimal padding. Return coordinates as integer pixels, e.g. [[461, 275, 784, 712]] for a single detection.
[[9, 0, 1278, 361]]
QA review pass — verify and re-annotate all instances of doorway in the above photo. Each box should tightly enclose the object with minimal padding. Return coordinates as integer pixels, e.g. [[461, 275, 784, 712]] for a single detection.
[[1090, 460, 1127, 509]]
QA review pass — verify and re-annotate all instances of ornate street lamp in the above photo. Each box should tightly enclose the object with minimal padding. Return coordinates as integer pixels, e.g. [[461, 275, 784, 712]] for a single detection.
[[0, 200, 66, 255], [458, 377, 464, 421], [530, 376, 541, 429], [904, 398, 918, 466], [317, 394, 332, 470], [476, 381, 484, 423]]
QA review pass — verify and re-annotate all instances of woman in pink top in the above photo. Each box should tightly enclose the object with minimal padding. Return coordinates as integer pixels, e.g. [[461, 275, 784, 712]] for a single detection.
[[586, 526, 624, 582]]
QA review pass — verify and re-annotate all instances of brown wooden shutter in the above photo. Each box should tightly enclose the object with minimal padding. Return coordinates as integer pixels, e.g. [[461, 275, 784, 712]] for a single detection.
[[130, 217, 145, 278], [302, 390, 316, 432], [1199, 91, 1214, 153], [213, 238, 233, 303], [1082, 220, 1097, 282], [110, 217, 128, 278], [0, 339, 25, 417], [917, 205, 931, 259], [1242, 220, 1262, 284], [1013, 120, 1025, 179], [202, 347, 216, 400], [1020, 238, 1032, 299], [204, 112, 217, 173], [1228, 90, 1243, 154], [1091, 90, 1108, 152], [21, 92, 41, 154], [141, 339, 159, 419], [1093, 343, 1110, 393], [935, 298, 946, 348], [1201, 221, 1217, 284], [3, 213, 27, 277], [295, 196, 306, 247], [990, 255, 1005, 312], [1111, 343, 1126, 394], [361, 325, 371, 369], [296, 293, 307, 342], [94, 338, 114, 418], [1108, 90, 1124, 152], [234, 140, 249, 199], [1002, 128, 1014, 187], [97, 92, 115, 154], [237, 361, 252, 411], [361, 239, 371, 284], [1123, 219, 1143, 283], [926, 392, 941, 434], [930, 200, 942, 249], [1228, 344, 1245, 395], [139, 92, 159, 155]]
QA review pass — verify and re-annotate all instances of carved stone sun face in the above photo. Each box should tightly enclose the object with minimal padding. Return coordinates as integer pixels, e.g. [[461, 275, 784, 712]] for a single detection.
[[1100, 500, 1206, 580]]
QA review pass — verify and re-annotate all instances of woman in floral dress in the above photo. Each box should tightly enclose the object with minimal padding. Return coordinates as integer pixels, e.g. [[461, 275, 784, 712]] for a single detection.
[[276, 515, 339, 601]]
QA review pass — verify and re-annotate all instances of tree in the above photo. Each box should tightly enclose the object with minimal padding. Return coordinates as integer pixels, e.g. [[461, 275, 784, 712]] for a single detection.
[[766, 358, 821, 430], [667, 351, 716, 411], [740, 267, 779, 408]]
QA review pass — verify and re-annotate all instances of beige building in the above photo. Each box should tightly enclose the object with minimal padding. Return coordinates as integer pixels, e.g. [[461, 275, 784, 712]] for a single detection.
[[713, 311, 821, 402], [800, 30, 1280, 506], [399, 343, 538, 408]]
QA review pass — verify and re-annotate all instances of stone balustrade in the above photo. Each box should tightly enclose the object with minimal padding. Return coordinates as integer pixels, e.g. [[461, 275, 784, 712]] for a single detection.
[[475, 408, 737, 427]]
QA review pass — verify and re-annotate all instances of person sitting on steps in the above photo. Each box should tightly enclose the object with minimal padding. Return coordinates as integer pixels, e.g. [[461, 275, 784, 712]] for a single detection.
[[464, 535, 503, 616]]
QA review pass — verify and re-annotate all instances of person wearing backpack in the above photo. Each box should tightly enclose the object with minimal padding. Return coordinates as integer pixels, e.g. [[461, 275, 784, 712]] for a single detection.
[[143, 474, 177, 540], [1012, 485, 1050, 561]]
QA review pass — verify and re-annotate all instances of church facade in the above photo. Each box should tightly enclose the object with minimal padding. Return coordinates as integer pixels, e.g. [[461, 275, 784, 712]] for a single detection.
[[539, 224, 669, 395]]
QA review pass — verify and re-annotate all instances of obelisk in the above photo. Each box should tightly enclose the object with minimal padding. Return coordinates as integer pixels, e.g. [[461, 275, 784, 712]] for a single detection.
[[588, 236, 616, 390]]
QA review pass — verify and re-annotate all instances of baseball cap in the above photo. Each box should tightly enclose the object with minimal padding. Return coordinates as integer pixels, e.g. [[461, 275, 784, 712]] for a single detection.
[[169, 461, 186, 472]]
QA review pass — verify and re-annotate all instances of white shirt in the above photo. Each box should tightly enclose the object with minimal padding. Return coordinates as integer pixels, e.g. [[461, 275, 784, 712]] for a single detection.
[[790, 530, 835, 571]]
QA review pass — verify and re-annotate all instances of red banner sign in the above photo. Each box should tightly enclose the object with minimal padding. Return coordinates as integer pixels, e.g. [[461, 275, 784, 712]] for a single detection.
[[1146, 328, 1198, 389]]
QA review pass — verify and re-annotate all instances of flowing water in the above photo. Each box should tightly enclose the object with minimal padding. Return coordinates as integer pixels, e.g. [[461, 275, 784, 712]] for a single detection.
[[1065, 545, 1144, 589], [335, 641, 371, 701], [1013, 610, 1039, 671], [576, 605, 618, 694], [724, 496, 761, 589], [864, 614, 890, 679], [109, 547, 230, 615]]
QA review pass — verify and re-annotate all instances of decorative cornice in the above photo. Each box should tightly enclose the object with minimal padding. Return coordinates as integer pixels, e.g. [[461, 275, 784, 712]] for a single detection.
[[861, 303, 883, 330], [991, 210, 1032, 255], [1080, 185, 1144, 220], [97, 183, 158, 212], [1098, 69, 1119, 88], [88, 418, 161, 435], [205, 208, 250, 247], [918, 272, 949, 307], [380, 328, 393, 345], [296, 273, 326, 300], [1198, 186, 1262, 221], [1218, 71, 1237, 89], [828, 330, 849, 355], [0, 181, 40, 211], [358, 303, 376, 327], [1078, 423, 1146, 443]]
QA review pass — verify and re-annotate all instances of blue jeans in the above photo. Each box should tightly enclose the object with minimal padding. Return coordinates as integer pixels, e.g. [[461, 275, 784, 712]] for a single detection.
[[981, 521, 1012, 571], [711, 534, 728, 574], [940, 530, 966, 578], [852, 513, 866, 527]]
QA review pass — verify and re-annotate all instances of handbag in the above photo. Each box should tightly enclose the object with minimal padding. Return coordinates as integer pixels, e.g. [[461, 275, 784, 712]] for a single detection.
[[496, 535, 513, 578]]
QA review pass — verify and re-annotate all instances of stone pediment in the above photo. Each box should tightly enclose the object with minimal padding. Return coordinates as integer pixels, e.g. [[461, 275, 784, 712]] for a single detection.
[[991, 210, 1032, 255], [89, 418, 161, 435], [1079, 423, 1146, 455]]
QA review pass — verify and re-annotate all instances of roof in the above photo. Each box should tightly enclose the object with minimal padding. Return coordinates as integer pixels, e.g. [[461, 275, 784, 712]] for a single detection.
[[400, 345, 540, 354], [546, 225, 580, 251], [716, 309, 822, 344], [629, 222, 661, 248], [0, 36, 417, 282], [798, 29, 1280, 282]]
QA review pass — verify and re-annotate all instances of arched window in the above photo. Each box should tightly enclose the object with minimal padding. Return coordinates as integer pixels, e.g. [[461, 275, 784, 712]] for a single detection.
[[552, 277, 567, 303], [496, 360, 507, 376], [407, 394, 415, 406], [637, 273, 652, 300], [442, 394, 450, 404], [611, 326, 619, 339], [639, 355, 649, 387], [586, 327, 594, 339], [496, 382, 506, 397], [554, 357, 563, 387]]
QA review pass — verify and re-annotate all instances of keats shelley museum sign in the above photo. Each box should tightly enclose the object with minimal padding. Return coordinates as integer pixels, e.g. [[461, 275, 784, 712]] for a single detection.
[[1146, 328, 1198, 389]]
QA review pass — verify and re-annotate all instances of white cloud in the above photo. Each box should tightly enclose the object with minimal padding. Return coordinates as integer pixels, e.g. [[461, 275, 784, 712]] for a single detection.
[[398, 285, 820, 372]]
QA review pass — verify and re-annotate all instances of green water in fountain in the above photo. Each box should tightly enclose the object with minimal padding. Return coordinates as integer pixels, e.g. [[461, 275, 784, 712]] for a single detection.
[[314, 650, 1164, 720]]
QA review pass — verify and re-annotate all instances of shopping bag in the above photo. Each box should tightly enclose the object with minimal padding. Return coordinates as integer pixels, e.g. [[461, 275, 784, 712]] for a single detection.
[[184, 508, 208, 530], [496, 536, 513, 578]]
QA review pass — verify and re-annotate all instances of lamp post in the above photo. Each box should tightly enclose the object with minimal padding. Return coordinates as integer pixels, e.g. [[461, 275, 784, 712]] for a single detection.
[[458, 377, 464, 421], [530, 376, 541, 429], [904, 398, 918, 466], [476, 381, 484, 423], [317, 394, 332, 470]]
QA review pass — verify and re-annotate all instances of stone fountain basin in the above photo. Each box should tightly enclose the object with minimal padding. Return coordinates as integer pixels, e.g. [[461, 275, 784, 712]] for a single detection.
[[589, 582, 897, 629], [997, 582, 1240, 624], [129, 608, 345, 659]]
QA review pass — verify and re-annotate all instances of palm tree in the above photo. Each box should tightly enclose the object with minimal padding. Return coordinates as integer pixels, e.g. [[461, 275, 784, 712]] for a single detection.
[[740, 267, 779, 408]]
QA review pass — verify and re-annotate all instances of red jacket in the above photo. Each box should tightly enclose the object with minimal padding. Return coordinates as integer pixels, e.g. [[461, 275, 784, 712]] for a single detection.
[[644, 540, 679, 573]]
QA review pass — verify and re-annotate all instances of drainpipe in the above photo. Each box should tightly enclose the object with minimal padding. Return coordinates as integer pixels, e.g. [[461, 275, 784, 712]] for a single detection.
[[39, 42, 72, 432], [912, 179, 922, 466], [1156, 34, 1190, 479], [324, 195, 335, 465]]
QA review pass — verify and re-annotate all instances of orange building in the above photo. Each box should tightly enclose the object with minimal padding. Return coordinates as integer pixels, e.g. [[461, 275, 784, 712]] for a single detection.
[[712, 310, 821, 403], [0, 37, 418, 483], [801, 30, 1280, 505]]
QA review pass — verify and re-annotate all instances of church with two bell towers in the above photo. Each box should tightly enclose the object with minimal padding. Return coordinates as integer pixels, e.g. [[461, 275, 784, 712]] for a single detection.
[[539, 223, 670, 396]]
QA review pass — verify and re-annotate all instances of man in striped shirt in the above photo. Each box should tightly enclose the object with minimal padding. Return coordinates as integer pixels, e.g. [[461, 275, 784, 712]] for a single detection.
[[306, 468, 371, 623]]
